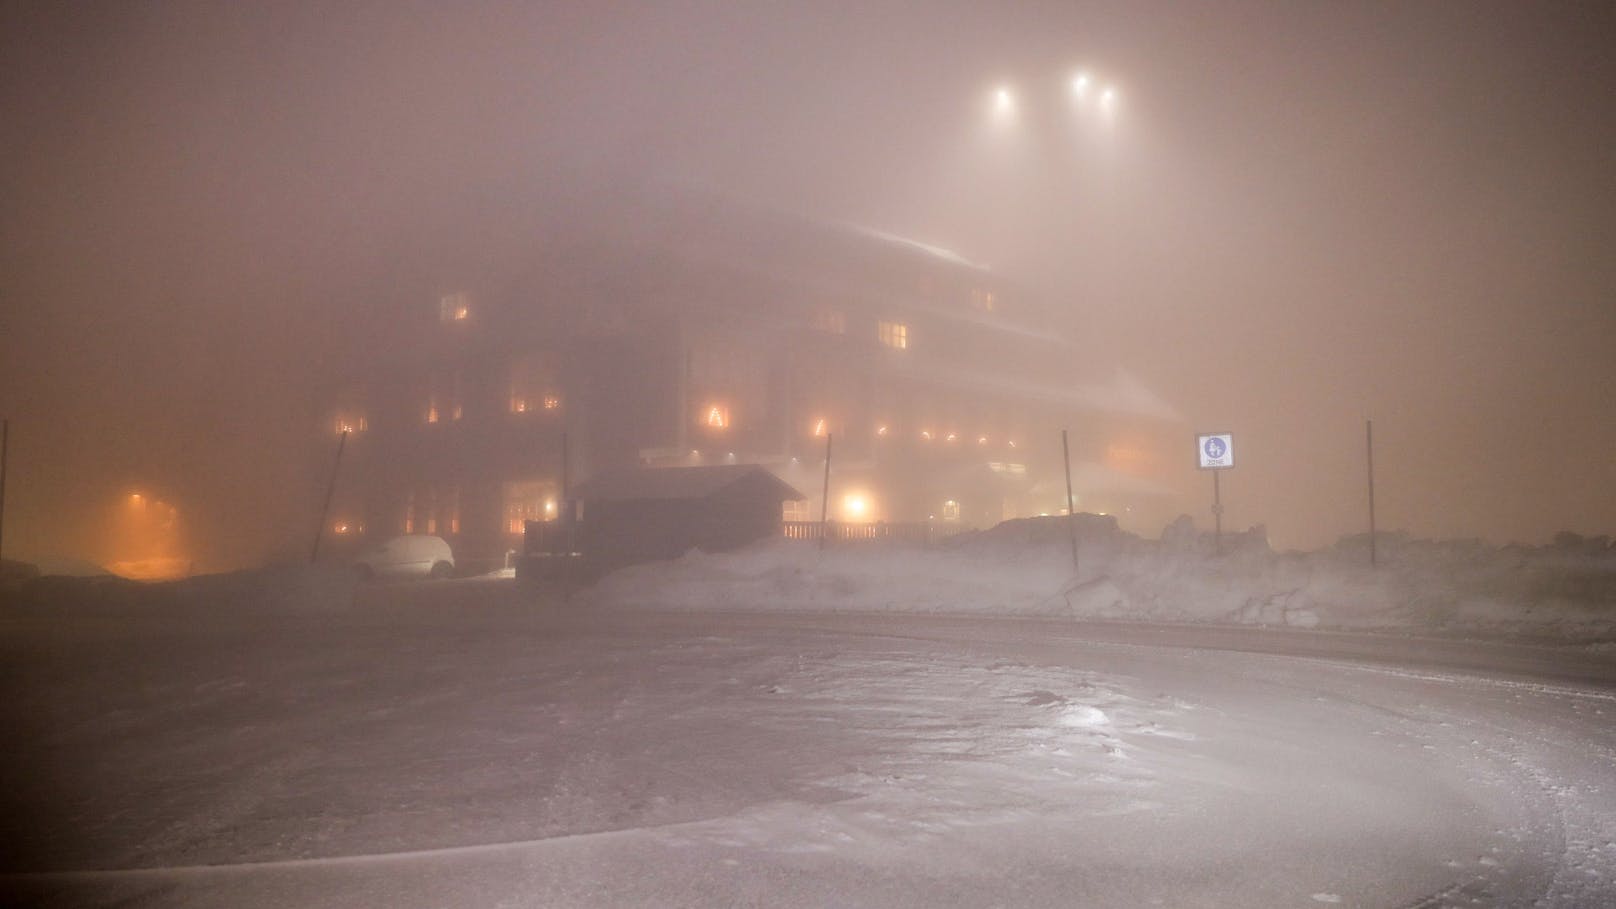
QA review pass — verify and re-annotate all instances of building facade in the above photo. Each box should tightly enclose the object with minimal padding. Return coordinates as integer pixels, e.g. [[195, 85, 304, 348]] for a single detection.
[[324, 195, 1182, 571]]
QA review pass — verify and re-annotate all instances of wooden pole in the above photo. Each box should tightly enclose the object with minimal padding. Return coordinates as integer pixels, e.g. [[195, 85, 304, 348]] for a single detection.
[[0, 418, 8, 567], [818, 432, 833, 551], [1061, 429, 1079, 572], [311, 429, 348, 563], [1367, 419, 1377, 568]]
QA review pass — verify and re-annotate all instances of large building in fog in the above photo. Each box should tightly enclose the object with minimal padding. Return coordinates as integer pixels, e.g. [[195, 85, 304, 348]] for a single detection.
[[325, 191, 1181, 570]]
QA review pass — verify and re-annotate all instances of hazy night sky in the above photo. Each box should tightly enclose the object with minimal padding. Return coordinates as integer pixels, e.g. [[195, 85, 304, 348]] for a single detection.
[[2, 1, 1613, 569]]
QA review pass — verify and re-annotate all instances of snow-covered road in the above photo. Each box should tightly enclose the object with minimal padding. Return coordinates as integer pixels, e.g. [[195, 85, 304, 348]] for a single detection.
[[4, 580, 1614, 907]]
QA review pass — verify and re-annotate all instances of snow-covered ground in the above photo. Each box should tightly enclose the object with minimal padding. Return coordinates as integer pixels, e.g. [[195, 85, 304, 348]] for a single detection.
[[587, 517, 1616, 644], [2, 537, 1614, 907]]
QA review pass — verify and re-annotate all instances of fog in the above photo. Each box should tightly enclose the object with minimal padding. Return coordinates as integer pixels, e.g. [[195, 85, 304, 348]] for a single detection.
[[2, 1, 1614, 571]]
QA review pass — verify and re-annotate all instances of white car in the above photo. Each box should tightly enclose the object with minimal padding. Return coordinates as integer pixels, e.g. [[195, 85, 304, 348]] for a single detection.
[[353, 535, 455, 581]]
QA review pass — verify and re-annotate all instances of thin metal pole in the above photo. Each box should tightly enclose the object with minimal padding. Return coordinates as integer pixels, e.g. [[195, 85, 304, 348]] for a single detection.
[[1367, 419, 1377, 568], [311, 430, 348, 563], [818, 432, 833, 551], [0, 418, 8, 567], [1213, 469, 1223, 556], [560, 430, 570, 541], [561, 430, 572, 596], [1061, 429, 1079, 572]]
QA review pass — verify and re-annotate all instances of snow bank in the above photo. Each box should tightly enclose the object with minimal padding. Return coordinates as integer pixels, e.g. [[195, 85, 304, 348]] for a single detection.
[[1, 562, 358, 621], [583, 516, 1616, 642]]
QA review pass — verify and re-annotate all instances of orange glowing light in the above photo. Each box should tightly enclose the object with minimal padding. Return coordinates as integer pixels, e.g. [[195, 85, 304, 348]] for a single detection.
[[812, 418, 827, 437], [704, 404, 729, 428]]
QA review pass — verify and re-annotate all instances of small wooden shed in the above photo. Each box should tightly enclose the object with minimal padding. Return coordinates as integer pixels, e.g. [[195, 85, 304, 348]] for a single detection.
[[570, 464, 806, 571]]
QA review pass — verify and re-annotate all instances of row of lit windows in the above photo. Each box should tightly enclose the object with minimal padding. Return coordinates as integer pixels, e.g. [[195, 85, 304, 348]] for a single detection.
[[810, 309, 911, 351], [698, 402, 1020, 448]]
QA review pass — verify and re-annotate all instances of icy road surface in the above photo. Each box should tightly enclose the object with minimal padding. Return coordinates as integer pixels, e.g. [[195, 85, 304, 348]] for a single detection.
[[4, 580, 1615, 908]]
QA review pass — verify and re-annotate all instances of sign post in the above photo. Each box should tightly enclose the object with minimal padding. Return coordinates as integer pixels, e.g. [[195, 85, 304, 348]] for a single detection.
[[1195, 432, 1235, 555], [1061, 429, 1079, 572]]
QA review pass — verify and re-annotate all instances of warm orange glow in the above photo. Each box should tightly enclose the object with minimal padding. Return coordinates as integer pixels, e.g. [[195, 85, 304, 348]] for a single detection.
[[333, 521, 351, 535], [977, 435, 989, 445], [542, 394, 561, 411], [109, 491, 185, 579], [510, 397, 528, 413], [440, 292, 470, 322], [876, 424, 889, 436], [877, 320, 909, 350], [544, 499, 557, 516], [841, 492, 873, 522], [945, 432, 957, 443], [921, 430, 933, 441], [812, 418, 827, 437], [1105, 437, 1162, 476], [334, 415, 367, 435], [704, 404, 730, 428], [425, 404, 440, 424], [942, 499, 961, 522]]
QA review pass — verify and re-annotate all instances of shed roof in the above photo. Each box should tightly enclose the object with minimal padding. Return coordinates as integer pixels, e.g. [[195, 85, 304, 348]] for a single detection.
[[573, 464, 806, 503]]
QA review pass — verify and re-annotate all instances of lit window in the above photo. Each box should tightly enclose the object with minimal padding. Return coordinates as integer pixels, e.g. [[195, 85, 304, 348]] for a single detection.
[[782, 499, 810, 522], [971, 289, 996, 312], [811, 308, 847, 334], [509, 355, 558, 414], [334, 415, 367, 435], [704, 404, 730, 429], [439, 292, 470, 323], [942, 500, 961, 522], [877, 320, 909, 350], [425, 401, 440, 424], [504, 480, 557, 535]]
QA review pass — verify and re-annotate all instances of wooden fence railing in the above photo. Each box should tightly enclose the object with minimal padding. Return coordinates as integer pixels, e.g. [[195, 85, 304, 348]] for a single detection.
[[781, 520, 968, 546]]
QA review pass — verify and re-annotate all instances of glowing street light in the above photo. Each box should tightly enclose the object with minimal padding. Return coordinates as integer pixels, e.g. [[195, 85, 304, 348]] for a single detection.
[[1100, 86, 1118, 114], [993, 86, 1015, 117], [1070, 72, 1091, 98]]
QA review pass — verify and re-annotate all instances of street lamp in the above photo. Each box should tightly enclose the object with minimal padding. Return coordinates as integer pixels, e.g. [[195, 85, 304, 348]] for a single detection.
[[994, 86, 1015, 117]]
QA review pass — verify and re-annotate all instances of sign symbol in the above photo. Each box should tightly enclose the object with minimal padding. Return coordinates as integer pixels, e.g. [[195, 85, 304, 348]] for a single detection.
[[1204, 437, 1227, 460]]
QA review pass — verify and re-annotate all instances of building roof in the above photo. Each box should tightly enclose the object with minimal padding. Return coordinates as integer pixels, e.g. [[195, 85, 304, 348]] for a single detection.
[[573, 464, 806, 503]]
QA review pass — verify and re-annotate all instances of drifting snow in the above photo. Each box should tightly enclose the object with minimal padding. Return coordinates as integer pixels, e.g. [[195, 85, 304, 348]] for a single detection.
[[585, 515, 1616, 642]]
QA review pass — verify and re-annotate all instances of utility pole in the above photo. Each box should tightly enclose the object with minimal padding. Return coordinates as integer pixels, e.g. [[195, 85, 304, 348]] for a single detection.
[[310, 430, 348, 563], [1366, 419, 1377, 568], [818, 432, 833, 551], [1061, 429, 1079, 572]]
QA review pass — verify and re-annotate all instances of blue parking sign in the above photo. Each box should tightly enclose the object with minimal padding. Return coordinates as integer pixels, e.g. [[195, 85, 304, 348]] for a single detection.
[[1197, 433, 1234, 469]]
